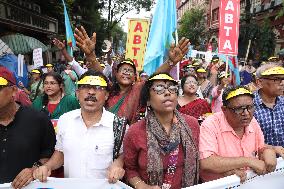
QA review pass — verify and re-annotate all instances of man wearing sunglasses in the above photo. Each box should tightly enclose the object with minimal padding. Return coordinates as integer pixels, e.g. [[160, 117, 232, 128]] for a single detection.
[[33, 70, 127, 184], [0, 67, 56, 188], [254, 64, 284, 149], [199, 86, 279, 183]]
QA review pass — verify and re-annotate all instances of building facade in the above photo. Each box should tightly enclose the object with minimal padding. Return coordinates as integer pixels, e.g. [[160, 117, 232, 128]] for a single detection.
[[207, 0, 284, 55], [0, 0, 58, 64]]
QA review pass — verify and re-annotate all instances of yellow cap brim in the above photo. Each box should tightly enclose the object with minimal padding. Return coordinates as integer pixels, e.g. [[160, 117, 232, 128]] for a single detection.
[[121, 60, 134, 66], [77, 76, 107, 87], [261, 67, 284, 76], [226, 88, 253, 100], [0, 77, 8, 86], [268, 57, 277, 61], [197, 68, 206, 73], [149, 74, 176, 82], [46, 64, 53, 67], [31, 70, 40, 74]]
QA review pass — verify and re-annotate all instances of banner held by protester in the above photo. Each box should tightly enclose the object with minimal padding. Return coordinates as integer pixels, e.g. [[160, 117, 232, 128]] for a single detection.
[[125, 18, 150, 72]]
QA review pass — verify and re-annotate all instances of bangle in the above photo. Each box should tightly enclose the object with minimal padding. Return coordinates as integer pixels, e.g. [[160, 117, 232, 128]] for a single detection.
[[167, 59, 174, 68], [33, 161, 43, 168], [134, 180, 144, 189]]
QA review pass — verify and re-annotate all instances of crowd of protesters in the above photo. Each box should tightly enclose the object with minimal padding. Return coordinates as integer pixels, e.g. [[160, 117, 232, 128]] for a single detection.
[[1, 25, 284, 189]]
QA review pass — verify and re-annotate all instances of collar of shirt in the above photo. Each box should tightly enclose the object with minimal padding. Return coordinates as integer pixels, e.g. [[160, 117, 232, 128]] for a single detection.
[[219, 112, 254, 135], [74, 108, 113, 128], [254, 90, 284, 107]]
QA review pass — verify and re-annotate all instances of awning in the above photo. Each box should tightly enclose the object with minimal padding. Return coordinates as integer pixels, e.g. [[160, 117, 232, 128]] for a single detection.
[[0, 34, 48, 55], [0, 39, 13, 57]]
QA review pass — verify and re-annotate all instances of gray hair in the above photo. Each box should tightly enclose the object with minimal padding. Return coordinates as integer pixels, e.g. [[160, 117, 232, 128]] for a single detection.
[[255, 63, 281, 79]]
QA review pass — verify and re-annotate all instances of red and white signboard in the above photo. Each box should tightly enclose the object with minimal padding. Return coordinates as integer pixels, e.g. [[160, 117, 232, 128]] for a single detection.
[[218, 0, 240, 55]]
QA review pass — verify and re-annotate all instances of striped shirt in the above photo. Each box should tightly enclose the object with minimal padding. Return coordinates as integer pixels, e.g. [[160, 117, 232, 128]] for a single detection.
[[253, 91, 284, 147]]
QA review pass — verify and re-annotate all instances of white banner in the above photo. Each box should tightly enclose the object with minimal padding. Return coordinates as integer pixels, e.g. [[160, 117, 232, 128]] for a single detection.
[[33, 48, 43, 68], [185, 158, 284, 189], [0, 178, 133, 189]]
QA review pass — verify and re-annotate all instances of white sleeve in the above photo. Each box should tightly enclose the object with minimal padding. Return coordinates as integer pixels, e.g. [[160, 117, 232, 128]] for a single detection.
[[69, 59, 87, 77], [54, 117, 64, 152], [103, 63, 112, 78]]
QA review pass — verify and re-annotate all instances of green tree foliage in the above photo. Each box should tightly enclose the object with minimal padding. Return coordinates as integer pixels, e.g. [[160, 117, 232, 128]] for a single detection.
[[178, 7, 206, 49], [102, 0, 153, 36], [238, 0, 276, 60]]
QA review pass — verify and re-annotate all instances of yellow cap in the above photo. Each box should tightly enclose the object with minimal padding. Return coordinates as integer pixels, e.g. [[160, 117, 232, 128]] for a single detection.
[[46, 64, 53, 67], [192, 62, 200, 66], [120, 60, 134, 66], [31, 69, 41, 74], [226, 88, 253, 100], [78, 61, 84, 64], [100, 64, 106, 68], [0, 77, 8, 86], [149, 74, 175, 82], [261, 66, 284, 76], [77, 76, 107, 87], [186, 65, 195, 68], [197, 68, 206, 73], [268, 56, 277, 61]]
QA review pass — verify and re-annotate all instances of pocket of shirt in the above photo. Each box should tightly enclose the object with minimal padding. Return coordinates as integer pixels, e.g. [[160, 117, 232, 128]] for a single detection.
[[88, 144, 113, 170]]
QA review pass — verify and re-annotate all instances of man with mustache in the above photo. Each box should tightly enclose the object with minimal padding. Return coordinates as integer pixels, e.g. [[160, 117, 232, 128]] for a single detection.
[[199, 86, 280, 183], [33, 70, 127, 183]]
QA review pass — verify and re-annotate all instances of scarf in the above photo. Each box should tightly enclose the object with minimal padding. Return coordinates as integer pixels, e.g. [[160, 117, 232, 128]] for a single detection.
[[146, 109, 199, 187]]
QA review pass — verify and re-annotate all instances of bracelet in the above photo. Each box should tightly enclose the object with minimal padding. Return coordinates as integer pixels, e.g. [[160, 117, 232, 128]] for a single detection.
[[167, 59, 174, 68], [134, 180, 144, 189]]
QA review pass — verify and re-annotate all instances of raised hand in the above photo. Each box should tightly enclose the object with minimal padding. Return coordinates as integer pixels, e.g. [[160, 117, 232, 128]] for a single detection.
[[74, 26, 96, 55], [53, 38, 66, 50], [168, 37, 190, 64]]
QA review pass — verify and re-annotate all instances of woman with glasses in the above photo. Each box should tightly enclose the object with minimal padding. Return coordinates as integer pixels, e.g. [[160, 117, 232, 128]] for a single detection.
[[65, 26, 191, 125], [124, 73, 200, 189], [178, 75, 211, 120], [32, 72, 80, 119]]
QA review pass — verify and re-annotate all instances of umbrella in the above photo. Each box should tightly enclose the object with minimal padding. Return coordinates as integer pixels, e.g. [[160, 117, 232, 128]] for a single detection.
[[0, 33, 48, 55], [277, 49, 284, 56], [0, 39, 13, 57]]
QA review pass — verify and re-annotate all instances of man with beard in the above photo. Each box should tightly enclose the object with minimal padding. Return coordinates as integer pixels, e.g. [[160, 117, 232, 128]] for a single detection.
[[33, 70, 127, 183], [199, 86, 280, 183]]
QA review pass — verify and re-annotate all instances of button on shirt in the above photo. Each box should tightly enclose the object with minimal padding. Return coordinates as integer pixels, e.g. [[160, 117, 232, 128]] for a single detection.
[[199, 112, 265, 182], [55, 108, 117, 178], [253, 91, 284, 147]]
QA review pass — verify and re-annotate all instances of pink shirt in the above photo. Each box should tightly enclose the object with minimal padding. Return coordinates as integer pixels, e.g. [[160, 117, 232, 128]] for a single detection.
[[199, 111, 265, 182], [211, 86, 223, 113]]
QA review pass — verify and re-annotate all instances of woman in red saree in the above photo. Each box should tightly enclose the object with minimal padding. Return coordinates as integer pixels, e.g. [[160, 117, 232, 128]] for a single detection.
[[74, 26, 191, 125], [178, 75, 211, 120]]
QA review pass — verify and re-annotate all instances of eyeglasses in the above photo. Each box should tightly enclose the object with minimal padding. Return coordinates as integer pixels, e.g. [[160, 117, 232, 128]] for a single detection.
[[43, 81, 59, 86], [78, 85, 106, 91], [184, 81, 198, 85], [226, 105, 255, 115], [118, 68, 135, 75], [151, 84, 178, 95], [0, 85, 9, 91], [262, 77, 284, 84]]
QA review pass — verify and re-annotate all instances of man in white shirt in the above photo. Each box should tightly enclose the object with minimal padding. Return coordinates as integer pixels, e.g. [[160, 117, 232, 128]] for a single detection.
[[33, 70, 127, 183]]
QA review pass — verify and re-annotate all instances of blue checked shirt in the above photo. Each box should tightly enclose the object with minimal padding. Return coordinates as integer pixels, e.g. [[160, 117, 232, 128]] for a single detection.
[[253, 91, 284, 147]]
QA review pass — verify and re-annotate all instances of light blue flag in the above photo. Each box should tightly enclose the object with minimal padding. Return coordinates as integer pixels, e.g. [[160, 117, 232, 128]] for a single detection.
[[144, 0, 177, 76], [62, 0, 76, 56]]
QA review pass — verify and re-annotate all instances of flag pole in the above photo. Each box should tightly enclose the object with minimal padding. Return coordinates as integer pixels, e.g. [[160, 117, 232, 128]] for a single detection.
[[244, 39, 251, 66], [225, 55, 229, 87], [175, 30, 179, 80]]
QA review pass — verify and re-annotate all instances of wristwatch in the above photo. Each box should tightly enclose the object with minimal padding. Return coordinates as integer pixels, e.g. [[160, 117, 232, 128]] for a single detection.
[[33, 161, 43, 168]]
